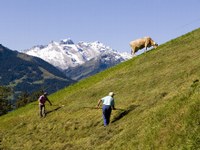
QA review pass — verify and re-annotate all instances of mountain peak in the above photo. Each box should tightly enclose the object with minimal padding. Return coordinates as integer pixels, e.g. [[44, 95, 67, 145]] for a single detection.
[[60, 38, 74, 45]]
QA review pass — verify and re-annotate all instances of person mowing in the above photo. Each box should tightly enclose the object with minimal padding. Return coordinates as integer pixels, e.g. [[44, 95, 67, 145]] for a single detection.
[[38, 92, 52, 117], [97, 92, 116, 126]]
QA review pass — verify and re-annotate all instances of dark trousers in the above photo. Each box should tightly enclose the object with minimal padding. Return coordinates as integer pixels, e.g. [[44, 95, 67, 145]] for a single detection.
[[39, 104, 46, 117], [102, 105, 112, 126]]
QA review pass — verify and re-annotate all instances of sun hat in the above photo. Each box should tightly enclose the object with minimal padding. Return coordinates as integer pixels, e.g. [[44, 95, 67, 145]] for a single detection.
[[109, 92, 115, 96]]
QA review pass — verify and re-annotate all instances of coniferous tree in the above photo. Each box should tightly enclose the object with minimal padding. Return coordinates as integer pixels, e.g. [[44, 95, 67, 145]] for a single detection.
[[16, 92, 29, 108], [15, 90, 44, 108], [0, 86, 12, 116]]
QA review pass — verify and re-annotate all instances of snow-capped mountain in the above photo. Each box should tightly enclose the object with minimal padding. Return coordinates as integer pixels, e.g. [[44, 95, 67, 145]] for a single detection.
[[25, 39, 132, 80]]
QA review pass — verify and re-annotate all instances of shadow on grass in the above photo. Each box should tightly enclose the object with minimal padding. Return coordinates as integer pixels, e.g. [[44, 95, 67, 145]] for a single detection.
[[46, 106, 62, 115], [111, 104, 139, 123]]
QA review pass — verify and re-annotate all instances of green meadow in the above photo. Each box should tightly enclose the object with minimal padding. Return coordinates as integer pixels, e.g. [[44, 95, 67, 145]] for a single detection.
[[0, 28, 200, 150]]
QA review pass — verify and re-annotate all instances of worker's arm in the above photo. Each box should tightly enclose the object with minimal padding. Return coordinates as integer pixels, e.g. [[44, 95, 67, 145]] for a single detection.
[[112, 99, 116, 110], [112, 105, 116, 110], [46, 97, 52, 106], [96, 99, 102, 108]]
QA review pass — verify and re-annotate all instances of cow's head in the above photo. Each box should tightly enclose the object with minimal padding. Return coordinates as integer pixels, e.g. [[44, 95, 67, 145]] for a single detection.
[[153, 42, 158, 49]]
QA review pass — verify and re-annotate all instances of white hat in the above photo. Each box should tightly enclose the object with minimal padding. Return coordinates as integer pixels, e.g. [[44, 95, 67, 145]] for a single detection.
[[109, 92, 115, 96]]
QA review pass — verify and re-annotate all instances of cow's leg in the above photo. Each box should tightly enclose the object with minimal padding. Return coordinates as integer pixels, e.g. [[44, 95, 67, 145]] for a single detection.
[[130, 45, 137, 57], [145, 47, 147, 53], [130, 47, 134, 55], [131, 49, 134, 55], [131, 49, 136, 56], [144, 40, 149, 53]]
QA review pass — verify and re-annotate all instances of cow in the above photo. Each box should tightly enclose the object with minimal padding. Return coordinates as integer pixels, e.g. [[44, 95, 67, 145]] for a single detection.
[[129, 36, 158, 56]]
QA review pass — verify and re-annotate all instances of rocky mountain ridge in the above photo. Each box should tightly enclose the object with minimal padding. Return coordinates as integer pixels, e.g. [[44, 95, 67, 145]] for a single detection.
[[25, 39, 132, 80]]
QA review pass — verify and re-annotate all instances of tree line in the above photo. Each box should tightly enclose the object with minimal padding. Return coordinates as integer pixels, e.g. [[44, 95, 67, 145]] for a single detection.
[[0, 86, 43, 116]]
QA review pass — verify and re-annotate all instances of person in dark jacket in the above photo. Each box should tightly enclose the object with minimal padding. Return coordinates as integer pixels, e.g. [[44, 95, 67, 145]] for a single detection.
[[38, 92, 52, 117], [97, 92, 116, 126]]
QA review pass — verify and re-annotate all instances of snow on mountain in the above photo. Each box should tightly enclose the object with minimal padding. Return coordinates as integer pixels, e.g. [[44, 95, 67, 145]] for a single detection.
[[25, 38, 132, 71]]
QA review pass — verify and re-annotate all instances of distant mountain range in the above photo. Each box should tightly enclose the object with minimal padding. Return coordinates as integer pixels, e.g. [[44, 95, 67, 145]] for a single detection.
[[0, 39, 131, 103], [0, 44, 74, 100], [25, 39, 132, 80]]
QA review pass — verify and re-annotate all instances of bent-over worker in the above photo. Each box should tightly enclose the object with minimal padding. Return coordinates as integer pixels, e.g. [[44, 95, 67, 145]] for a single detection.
[[38, 92, 52, 117], [97, 92, 116, 126]]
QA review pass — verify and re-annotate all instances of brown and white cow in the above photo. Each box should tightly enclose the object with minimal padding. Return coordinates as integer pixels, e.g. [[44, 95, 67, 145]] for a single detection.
[[129, 36, 158, 55]]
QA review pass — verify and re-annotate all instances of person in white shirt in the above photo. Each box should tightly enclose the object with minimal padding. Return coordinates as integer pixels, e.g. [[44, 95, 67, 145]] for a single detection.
[[97, 92, 116, 126]]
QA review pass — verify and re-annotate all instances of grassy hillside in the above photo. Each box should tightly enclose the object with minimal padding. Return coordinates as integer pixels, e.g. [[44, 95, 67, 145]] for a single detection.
[[0, 28, 200, 150]]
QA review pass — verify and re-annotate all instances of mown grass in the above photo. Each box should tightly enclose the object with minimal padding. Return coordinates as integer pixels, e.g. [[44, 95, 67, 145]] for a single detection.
[[0, 28, 200, 150]]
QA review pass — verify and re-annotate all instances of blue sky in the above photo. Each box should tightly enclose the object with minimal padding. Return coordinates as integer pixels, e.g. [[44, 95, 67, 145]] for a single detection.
[[0, 0, 200, 53]]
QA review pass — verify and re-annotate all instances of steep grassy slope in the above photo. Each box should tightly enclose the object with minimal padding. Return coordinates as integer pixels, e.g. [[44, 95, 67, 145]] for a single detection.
[[0, 28, 200, 150]]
